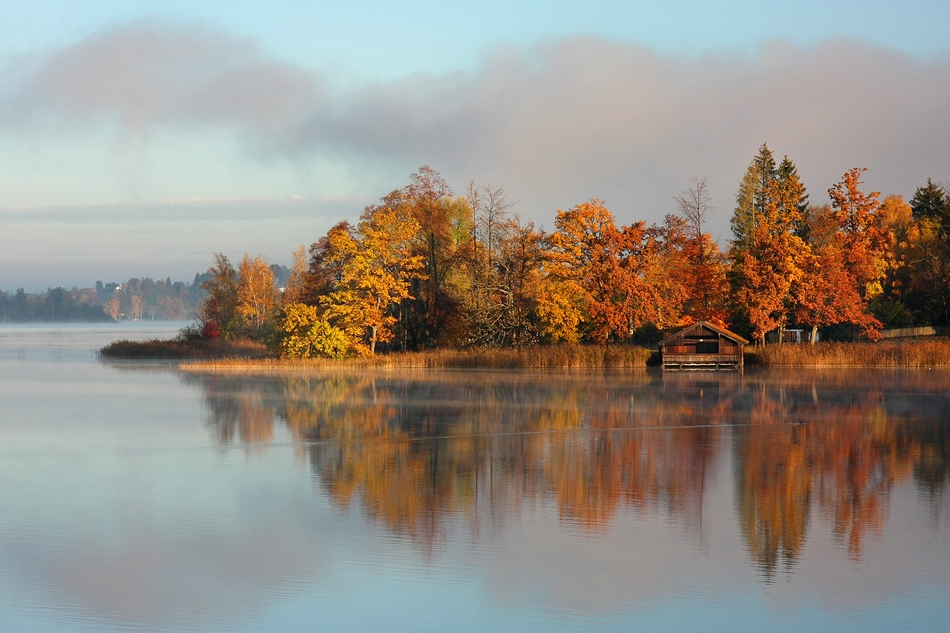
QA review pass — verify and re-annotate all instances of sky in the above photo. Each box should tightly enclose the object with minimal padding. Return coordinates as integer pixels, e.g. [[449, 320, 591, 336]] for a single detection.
[[1, 1, 949, 290]]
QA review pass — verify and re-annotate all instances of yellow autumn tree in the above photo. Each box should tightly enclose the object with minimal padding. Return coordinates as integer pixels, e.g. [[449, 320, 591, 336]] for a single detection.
[[279, 302, 349, 359], [236, 255, 278, 337], [321, 198, 424, 355], [283, 245, 308, 305]]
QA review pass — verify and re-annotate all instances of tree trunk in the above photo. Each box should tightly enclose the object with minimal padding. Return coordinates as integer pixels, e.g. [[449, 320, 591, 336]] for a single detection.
[[810, 324, 818, 345]]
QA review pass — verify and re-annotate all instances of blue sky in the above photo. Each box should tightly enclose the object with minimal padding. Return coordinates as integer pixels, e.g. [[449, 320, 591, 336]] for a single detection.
[[1, 1, 949, 289]]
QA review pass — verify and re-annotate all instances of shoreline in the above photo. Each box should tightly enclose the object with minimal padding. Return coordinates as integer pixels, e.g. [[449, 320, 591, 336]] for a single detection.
[[102, 337, 950, 371]]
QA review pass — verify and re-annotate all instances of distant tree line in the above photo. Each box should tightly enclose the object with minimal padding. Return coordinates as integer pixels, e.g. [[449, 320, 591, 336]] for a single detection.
[[188, 153, 950, 355], [0, 286, 112, 322], [0, 278, 195, 322], [1, 263, 293, 323]]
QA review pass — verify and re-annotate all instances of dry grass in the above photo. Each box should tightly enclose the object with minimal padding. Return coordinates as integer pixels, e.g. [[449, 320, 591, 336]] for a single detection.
[[115, 337, 950, 370], [99, 338, 270, 360], [180, 344, 654, 373], [747, 338, 950, 367]]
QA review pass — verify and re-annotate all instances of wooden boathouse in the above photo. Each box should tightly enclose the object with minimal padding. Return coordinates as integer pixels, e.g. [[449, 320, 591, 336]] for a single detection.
[[659, 321, 748, 371]]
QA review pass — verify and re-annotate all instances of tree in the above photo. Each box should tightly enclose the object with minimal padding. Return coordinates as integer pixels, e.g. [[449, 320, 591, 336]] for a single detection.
[[776, 156, 810, 237], [283, 245, 308, 305], [198, 253, 239, 337], [279, 302, 349, 359], [731, 144, 777, 252], [541, 199, 681, 343], [536, 274, 586, 343], [619, 218, 688, 331], [543, 199, 626, 343], [321, 199, 424, 355], [674, 176, 712, 239], [674, 177, 729, 323], [869, 195, 915, 328], [784, 169, 887, 341], [467, 182, 511, 273], [906, 179, 950, 324], [463, 182, 515, 345], [401, 166, 459, 347], [462, 185, 544, 347], [303, 221, 354, 306], [910, 178, 949, 225], [729, 146, 811, 344], [130, 295, 144, 321], [103, 298, 120, 321], [794, 205, 879, 342], [236, 255, 279, 337], [827, 168, 887, 302], [160, 296, 186, 320]]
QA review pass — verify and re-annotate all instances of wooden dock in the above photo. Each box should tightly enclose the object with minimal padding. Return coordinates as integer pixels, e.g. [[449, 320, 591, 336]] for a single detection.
[[661, 353, 743, 371]]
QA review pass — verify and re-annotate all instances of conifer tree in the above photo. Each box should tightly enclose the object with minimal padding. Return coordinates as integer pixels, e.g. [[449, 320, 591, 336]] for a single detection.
[[910, 178, 949, 224], [729, 145, 810, 344]]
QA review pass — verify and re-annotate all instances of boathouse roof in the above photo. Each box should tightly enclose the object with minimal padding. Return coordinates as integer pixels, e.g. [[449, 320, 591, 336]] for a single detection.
[[659, 321, 749, 346]]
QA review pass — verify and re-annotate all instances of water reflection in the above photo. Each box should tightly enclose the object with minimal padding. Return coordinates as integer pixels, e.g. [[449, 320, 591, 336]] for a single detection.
[[185, 369, 950, 573]]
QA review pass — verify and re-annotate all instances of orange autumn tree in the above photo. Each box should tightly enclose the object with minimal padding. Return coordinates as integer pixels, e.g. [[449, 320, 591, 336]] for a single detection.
[[540, 199, 682, 343], [538, 200, 616, 342], [729, 146, 811, 345], [794, 204, 880, 342], [621, 217, 690, 330], [673, 177, 729, 324], [823, 168, 885, 339]]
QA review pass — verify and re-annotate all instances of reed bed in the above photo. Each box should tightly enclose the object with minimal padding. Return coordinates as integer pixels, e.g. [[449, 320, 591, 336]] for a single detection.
[[179, 344, 654, 373], [111, 337, 950, 371], [99, 338, 270, 360], [748, 338, 950, 367]]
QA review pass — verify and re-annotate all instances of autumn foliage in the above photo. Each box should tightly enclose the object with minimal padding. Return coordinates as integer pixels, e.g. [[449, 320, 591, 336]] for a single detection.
[[192, 157, 950, 356]]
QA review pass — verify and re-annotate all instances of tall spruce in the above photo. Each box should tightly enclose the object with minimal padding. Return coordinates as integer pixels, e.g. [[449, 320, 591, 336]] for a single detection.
[[729, 145, 811, 344], [776, 156, 809, 238], [910, 178, 949, 222], [731, 144, 777, 252]]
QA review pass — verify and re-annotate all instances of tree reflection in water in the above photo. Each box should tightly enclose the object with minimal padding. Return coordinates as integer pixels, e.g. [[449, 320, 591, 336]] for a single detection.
[[183, 369, 950, 572]]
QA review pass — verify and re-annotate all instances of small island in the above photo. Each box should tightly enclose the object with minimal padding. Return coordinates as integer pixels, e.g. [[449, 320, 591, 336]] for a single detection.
[[101, 154, 950, 370]]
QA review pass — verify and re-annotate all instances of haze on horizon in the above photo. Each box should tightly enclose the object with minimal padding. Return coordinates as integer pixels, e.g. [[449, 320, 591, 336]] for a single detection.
[[1, 1, 949, 291]]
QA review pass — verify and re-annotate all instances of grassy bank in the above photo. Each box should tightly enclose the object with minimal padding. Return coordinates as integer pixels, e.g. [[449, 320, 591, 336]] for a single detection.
[[104, 336, 950, 370], [746, 338, 950, 367], [179, 344, 655, 373], [99, 337, 270, 360]]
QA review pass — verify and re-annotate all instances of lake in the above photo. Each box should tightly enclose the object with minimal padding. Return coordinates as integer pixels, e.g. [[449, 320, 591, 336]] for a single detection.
[[1, 324, 948, 632]]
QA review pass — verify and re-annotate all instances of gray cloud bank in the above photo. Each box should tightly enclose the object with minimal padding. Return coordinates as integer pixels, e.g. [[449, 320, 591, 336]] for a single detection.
[[3, 21, 950, 234], [0, 197, 359, 290]]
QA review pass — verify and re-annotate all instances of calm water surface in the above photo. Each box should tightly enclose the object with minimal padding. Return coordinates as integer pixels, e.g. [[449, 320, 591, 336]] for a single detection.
[[1, 324, 948, 632]]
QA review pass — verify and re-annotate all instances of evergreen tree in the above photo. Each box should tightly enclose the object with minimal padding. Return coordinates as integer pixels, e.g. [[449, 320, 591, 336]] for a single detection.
[[776, 156, 809, 238], [731, 144, 777, 251], [910, 178, 949, 222], [729, 145, 811, 344]]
